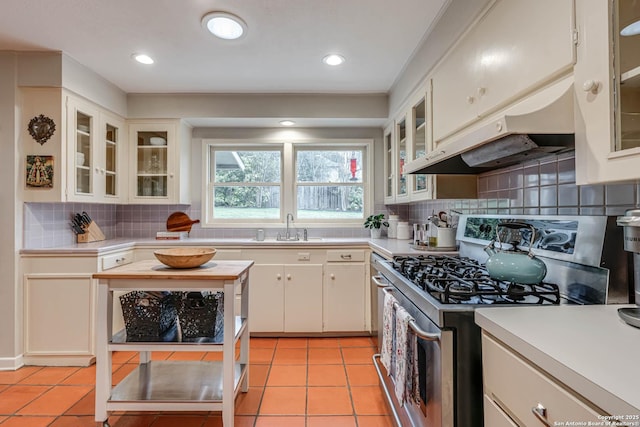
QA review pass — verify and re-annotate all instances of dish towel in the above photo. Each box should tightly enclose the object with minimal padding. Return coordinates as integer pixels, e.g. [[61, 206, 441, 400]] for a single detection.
[[380, 292, 396, 374], [406, 325, 421, 405], [394, 305, 412, 406]]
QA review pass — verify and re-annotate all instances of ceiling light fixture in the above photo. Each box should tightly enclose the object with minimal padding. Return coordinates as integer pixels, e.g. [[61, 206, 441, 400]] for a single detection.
[[621, 20, 640, 36], [279, 120, 296, 126], [132, 53, 154, 65], [322, 54, 345, 66], [202, 12, 247, 40]]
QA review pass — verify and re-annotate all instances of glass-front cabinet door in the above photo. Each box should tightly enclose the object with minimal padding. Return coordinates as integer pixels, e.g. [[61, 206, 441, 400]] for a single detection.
[[395, 114, 409, 201], [101, 112, 125, 202], [410, 92, 430, 199], [575, 0, 640, 183], [383, 123, 395, 204], [73, 109, 94, 196], [129, 122, 179, 203], [616, 0, 640, 151], [136, 130, 168, 198], [66, 96, 98, 200]]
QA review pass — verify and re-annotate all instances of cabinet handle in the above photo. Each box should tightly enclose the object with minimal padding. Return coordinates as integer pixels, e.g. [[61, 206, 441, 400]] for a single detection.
[[531, 403, 552, 426], [340, 254, 352, 260]]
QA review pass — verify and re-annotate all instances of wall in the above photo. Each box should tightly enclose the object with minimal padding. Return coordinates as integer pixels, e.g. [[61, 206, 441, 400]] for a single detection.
[[23, 126, 383, 248], [0, 52, 23, 369]]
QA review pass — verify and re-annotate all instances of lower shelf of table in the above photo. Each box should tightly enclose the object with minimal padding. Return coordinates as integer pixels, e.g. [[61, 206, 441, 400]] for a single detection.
[[108, 316, 246, 351], [106, 360, 247, 411]]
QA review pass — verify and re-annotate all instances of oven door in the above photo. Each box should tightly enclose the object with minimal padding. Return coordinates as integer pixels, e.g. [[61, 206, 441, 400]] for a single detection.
[[373, 285, 454, 427]]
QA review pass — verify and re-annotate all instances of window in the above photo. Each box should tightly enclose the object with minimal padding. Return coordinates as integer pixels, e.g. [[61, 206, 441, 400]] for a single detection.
[[208, 147, 282, 221], [203, 139, 372, 227], [295, 148, 364, 219]]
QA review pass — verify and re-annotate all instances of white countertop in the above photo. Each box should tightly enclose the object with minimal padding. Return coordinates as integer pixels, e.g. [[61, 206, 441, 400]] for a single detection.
[[21, 236, 451, 257], [475, 305, 640, 416]]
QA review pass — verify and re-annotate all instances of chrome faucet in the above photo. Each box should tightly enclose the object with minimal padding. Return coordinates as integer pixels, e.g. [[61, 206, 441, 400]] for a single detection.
[[286, 213, 294, 240]]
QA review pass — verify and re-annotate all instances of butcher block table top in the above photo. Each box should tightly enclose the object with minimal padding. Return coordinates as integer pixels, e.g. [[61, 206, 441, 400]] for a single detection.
[[93, 259, 254, 281]]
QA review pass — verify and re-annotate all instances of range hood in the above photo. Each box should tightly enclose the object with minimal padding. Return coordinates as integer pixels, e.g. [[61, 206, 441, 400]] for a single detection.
[[404, 76, 575, 175]]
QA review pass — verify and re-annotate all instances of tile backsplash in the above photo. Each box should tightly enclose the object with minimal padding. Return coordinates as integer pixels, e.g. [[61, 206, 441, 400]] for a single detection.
[[22, 153, 640, 248], [404, 153, 639, 225]]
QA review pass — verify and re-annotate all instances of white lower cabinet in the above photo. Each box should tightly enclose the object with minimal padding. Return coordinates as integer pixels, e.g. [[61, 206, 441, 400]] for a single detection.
[[248, 263, 323, 333], [21, 250, 133, 366], [482, 332, 605, 426], [283, 264, 324, 333], [323, 250, 367, 332], [249, 264, 285, 332]]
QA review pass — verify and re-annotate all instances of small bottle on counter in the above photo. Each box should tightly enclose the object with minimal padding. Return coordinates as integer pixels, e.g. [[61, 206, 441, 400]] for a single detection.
[[387, 215, 399, 239], [397, 222, 411, 240], [256, 229, 265, 241]]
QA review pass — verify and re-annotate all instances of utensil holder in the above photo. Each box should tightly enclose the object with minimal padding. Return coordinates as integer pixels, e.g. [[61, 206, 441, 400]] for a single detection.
[[77, 221, 105, 243]]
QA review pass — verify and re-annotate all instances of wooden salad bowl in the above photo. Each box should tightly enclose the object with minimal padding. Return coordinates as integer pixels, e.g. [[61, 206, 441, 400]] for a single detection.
[[153, 247, 216, 268]]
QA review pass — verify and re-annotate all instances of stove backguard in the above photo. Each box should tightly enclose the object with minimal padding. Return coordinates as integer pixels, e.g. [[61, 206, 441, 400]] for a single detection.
[[456, 215, 630, 304]]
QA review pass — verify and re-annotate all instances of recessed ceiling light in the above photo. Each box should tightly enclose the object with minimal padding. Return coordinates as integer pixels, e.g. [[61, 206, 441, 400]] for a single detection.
[[621, 20, 640, 36], [322, 54, 345, 66], [202, 12, 247, 40], [132, 53, 154, 65], [279, 120, 296, 126]]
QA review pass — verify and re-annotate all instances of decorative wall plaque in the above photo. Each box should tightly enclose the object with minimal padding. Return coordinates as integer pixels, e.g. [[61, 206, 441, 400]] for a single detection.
[[26, 155, 53, 188], [27, 114, 56, 145]]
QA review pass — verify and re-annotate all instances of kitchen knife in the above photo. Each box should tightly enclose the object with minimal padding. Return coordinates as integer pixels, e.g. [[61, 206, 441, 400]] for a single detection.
[[73, 213, 86, 228], [81, 212, 92, 225], [70, 222, 85, 234]]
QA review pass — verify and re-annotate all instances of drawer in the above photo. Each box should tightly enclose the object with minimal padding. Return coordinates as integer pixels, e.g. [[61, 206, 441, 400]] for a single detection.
[[101, 251, 134, 271], [482, 333, 603, 426], [484, 394, 518, 427], [326, 250, 365, 262]]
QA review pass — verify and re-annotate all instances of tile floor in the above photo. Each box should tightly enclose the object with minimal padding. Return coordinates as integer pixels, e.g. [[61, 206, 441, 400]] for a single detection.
[[0, 337, 394, 427]]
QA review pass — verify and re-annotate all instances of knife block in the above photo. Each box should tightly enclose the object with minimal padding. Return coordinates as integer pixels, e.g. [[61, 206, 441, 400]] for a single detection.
[[77, 221, 106, 243]]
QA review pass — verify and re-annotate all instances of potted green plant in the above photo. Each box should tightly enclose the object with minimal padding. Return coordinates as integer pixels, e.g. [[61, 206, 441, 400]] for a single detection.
[[364, 213, 389, 239]]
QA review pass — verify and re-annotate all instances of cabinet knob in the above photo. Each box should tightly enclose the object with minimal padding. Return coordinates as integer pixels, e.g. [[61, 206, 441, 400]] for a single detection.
[[330, 274, 335, 280], [477, 87, 486, 96], [286, 274, 292, 280], [582, 80, 600, 94], [466, 96, 475, 104], [495, 122, 503, 132], [169, 173, 174, 178], [276, 274, 282, 280]]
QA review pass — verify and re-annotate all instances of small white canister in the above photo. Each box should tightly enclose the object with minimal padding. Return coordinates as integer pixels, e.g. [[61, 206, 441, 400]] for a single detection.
[[397, 222, 411, 240], [387, 215, 399, 239]]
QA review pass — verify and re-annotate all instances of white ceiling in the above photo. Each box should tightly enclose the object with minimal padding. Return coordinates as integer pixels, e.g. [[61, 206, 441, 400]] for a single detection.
[[0, 0, 449, 94]]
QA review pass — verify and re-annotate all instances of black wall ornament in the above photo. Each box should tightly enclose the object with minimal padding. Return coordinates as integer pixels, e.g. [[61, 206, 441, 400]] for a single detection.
[[28, 114, 56, 145]]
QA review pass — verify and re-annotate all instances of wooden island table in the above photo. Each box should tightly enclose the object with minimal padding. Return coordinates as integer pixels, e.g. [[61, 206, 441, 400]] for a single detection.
[[92, 259, 253, 427]]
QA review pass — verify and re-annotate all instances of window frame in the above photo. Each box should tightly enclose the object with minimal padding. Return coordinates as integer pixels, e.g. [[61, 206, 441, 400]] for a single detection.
[[202, 138, 373, 228]]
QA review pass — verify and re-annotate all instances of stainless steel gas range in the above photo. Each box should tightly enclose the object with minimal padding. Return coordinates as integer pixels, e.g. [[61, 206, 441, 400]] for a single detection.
[[371, 214, 630, 427]]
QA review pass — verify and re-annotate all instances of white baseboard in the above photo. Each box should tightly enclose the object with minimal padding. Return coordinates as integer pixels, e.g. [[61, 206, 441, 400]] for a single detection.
[[0, 354, 24, 371], [23, 354, 95, 367]]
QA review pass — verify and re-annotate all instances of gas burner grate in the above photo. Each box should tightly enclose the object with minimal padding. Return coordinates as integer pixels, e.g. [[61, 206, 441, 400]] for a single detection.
[[393, 255, 561, 305]]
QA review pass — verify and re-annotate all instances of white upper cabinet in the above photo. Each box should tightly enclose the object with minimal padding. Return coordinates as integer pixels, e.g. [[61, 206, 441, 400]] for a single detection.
[[409, 90, 431, 200], [432, 0, 576, 144], [128, 120, 191, 204], [574, 0, 640, 184], [66, 95, 126, 203]]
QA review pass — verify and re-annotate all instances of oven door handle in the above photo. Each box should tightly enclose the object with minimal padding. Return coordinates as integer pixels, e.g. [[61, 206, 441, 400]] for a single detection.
[[372, 275, 388, 287], [382, 287, 441, 342]]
